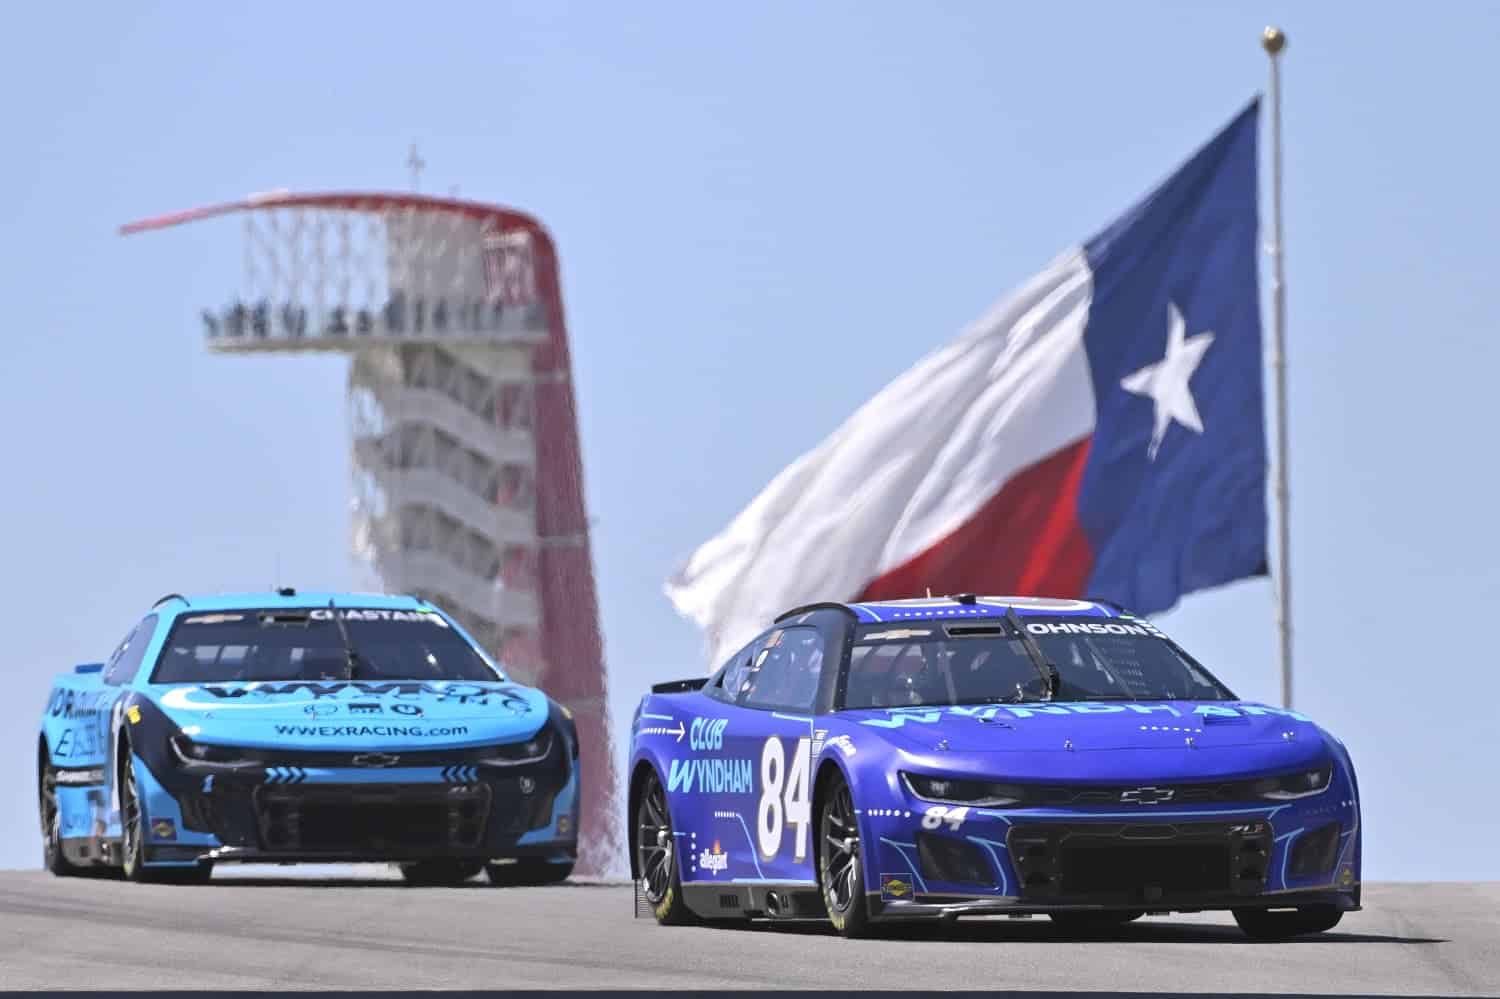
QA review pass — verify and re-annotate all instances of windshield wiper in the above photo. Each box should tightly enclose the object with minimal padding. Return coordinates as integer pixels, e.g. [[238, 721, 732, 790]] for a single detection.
[[1006, 606, 1060, 700], [327, 599, 362, 681], [948, 694, 1025, 707]]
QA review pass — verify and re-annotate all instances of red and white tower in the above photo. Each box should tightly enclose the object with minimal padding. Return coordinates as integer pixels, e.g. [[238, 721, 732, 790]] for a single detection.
[[121, 191, 621, 876]]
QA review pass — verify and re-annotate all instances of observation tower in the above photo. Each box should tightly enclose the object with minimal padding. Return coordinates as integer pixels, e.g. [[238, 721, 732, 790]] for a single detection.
[[121, 190, 621, 875]]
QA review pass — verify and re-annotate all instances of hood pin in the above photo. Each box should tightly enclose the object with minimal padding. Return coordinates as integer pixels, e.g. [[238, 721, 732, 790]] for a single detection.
[[1063, 739, 1074, 752], [1185, 735, 1196, 748]]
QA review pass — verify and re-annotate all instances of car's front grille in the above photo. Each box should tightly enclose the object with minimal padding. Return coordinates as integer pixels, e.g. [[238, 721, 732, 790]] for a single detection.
[[1009, 821, 1270, 903], [177, 769, 562, 854], [255, 784, 491, 853], [1061, 843, 1230, 895]]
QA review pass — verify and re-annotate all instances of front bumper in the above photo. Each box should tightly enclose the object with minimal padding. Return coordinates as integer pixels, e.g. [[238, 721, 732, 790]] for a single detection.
[[863, 780, 1361, 920], [136, 752, 579, 866]]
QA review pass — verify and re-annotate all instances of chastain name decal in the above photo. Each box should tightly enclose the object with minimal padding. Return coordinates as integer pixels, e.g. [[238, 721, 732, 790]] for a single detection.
[[183, 609, 449, 626], [667, 757, 754, 795], [307, 609, 448, 626]]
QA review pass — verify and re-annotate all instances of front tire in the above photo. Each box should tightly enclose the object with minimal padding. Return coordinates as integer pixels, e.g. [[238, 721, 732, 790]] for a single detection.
[[118, 753, 212, 884], [484, 859, 572, 886], [401, 860, 484, 885], [119, 754, 148, 882], [1233, 905, 1343, 940], [635, 768, 696, 924], [817, 770, 871, 938]]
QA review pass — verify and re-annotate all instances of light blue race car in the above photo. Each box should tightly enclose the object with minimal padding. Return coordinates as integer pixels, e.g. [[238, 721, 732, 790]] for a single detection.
[[37, 589, 579, 885]]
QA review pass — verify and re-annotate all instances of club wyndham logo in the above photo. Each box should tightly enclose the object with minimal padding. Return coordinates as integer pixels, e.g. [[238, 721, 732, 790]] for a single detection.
[[698, 841, 729, 875]]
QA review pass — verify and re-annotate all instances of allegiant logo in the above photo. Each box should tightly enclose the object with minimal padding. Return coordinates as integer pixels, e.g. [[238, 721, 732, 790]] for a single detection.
[[699, 841, 729, 874]]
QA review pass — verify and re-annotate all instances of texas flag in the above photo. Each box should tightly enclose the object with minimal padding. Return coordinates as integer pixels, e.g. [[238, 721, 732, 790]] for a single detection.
[[667, 100, 1267, 667]]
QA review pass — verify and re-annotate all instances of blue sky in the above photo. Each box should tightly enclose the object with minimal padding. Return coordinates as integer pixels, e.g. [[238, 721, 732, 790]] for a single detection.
[[2, 1, 1496, 878]]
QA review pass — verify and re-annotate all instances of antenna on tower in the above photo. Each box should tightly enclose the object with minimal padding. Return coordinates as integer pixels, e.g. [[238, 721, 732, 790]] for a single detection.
[[407, 143, 426, 192]]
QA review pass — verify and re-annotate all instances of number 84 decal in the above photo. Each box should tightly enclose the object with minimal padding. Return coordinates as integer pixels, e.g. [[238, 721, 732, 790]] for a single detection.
[[921, 804, 970, 831], [756, 736, 811, 861]]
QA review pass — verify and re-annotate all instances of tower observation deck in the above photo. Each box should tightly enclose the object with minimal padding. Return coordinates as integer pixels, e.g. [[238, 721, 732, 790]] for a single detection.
[[121, 191, 621, 875]]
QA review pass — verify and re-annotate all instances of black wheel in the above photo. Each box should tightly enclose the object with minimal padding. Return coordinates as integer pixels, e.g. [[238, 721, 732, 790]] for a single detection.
[[118, 753, 212, 884], [817, 771, 871, 937], [119, 755, 148, 882], [484, 858, 573, 886], [634, 768, 697, 924], [401, 860, 484, 885], [38, 760, 78, 876], [1049, 910, 1144, 933], [1233, 905, 1343, 940]]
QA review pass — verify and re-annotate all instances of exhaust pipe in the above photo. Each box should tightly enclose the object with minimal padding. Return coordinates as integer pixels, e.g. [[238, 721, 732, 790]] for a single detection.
[[765, 890, 785, 917]]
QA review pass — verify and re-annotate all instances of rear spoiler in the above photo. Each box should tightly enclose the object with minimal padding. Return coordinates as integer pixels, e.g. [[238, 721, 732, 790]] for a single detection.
[[651, 677, 709, 694]]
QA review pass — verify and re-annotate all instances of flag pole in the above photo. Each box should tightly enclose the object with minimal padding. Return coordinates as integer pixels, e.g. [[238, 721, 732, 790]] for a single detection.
[[1262, 25, 1293, 709]]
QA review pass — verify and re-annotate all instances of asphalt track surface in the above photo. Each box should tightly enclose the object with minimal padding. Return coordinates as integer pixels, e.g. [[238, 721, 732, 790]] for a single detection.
[[0, 871, 1495, 993]]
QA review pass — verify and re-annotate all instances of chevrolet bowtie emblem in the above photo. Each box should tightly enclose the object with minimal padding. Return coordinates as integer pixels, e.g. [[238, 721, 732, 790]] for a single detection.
[[1119, 786, 1175, 805]]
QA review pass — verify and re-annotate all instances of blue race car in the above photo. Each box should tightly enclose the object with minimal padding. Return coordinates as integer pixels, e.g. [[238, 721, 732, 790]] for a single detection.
[[628, 595, 1361, 939], [38, 589, 579, 885]]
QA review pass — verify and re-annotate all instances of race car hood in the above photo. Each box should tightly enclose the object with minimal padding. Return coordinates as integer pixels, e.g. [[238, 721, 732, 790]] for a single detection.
[[840, 700, 1331, 780], [147, 679, 548, 750]]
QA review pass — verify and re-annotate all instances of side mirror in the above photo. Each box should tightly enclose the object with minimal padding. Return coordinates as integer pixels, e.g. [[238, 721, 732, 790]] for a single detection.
[[74, 662, 105, 675]]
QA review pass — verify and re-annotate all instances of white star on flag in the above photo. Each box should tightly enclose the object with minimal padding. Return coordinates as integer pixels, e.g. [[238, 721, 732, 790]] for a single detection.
[[1120, 302, 1215, 460]]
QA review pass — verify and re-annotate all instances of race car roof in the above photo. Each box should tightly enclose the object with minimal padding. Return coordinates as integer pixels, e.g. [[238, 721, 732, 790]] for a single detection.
[[777, 595, 1128, 625], [150, 590, 428, 616]]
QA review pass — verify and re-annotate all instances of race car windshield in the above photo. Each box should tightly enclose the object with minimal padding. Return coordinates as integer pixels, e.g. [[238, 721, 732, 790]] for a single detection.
[[150, 608, 501, 684], [843, 618, 1233, 709]]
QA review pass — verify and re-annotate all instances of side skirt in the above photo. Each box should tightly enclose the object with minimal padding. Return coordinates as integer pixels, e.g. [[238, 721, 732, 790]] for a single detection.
[[681, 882, 825, 921], [61, 836, 120, 869]]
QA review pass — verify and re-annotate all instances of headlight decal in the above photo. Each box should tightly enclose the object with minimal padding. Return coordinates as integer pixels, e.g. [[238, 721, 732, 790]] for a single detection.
[[901, 771, 1024, 807], [1251, 763, 1333, 801], [476, 728, 554, 766]]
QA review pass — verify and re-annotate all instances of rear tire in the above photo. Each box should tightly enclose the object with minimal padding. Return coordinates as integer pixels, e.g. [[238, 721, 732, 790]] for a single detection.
[[634, 768, 697, 924], [1049, 910, 1144, 933], [817, 770, 872, 938], [401, 860, 484, 885], [38, 760, 78, 877], [1233, 905, 1343, 940], [484, 858, 573, 886]]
